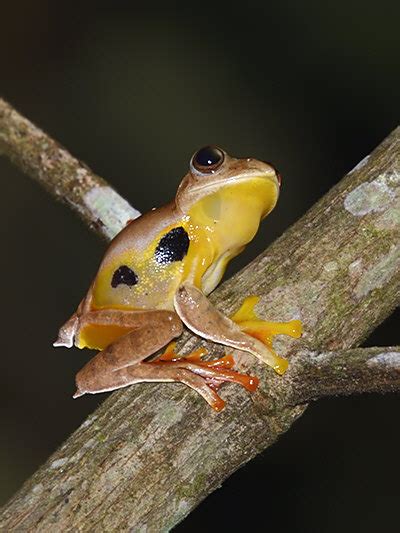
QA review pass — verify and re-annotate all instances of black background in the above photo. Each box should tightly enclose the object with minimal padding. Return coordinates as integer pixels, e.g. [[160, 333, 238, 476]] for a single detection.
[[0, 2, 399, 531]]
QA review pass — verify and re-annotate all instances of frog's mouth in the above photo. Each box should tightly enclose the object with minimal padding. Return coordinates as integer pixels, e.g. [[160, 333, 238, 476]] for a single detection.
[[176, 162, 280, 214], [185, 174, 279, 225], [194, 171, 278, 193]]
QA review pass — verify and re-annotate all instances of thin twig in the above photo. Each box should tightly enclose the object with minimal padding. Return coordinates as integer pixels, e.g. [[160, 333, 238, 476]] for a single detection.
[[0, 98, 140, 239]]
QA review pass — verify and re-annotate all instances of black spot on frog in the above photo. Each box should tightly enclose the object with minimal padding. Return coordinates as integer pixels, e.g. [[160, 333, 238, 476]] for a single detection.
[[111, 265, 138, 288], [155, 227, 190, 264]]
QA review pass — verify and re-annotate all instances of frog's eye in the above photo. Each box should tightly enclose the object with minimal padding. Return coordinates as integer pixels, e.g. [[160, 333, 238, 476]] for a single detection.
[[111, 265, 138, 288], [191, 146, 224, 173]]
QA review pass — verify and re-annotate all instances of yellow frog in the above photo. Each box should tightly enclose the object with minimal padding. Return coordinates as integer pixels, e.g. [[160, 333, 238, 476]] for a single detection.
[[54, 146, 302, 411]]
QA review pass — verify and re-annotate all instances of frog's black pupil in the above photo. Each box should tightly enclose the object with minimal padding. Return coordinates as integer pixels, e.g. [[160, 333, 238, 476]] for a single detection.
[[194, 146, 223, 168], [111, 265, 138, 288]]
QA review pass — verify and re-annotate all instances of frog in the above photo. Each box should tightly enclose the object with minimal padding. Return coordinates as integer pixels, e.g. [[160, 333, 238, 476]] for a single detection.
[[54, 146, 302, 411]]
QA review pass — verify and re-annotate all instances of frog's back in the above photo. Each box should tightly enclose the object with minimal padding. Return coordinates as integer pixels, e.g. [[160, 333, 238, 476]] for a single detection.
[[89, 202, 189, 311]]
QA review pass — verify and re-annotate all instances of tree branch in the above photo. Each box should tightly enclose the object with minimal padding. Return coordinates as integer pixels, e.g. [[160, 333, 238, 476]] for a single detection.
[[0, 98, 399, 531], [0, 98, 140, 239], [285, 346, 400, 405]]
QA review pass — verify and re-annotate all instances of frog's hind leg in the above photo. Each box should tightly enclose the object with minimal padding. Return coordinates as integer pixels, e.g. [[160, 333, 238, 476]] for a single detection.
[[90, 360, 255, 412], [73, 310, 183, 397], [73, 313, 257, 412], [155, 342, 259, 409]]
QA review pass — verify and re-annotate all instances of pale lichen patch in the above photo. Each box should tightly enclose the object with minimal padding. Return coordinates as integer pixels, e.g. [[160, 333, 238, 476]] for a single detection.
[[385, 169, 400, 186], [173, 498, 190, 521], [354, 245, 400, 299], [83, 438, 96, 449], [153, 401, 184, 427], [324, 261, 339, 273], [344, 174, 396, 216], [367, 352, 400, 368], [75, 167, 89, 180], [50, 457, 69, 470], [306, 350, 333, 362], [32, 483, 44, 495], [80, 415, 98, 429], [348, 258, 363, 279], [322, 261, 340, 281], [83, 186, 141, 239]]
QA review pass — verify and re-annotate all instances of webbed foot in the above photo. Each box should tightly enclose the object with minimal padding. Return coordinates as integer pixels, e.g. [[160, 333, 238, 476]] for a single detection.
[[231, 296, 302, 375], [155, 342, 259, 411]]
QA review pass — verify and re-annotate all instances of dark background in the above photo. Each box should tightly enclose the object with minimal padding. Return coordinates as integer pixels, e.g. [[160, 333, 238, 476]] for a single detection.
[[1, 2, 399, 532]]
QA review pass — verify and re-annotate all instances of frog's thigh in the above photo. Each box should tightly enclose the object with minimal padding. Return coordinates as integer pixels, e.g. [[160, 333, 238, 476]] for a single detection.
[[174, 283, 286, 372], [55, 308, 179, 348], [79, 308, 182, 331], [74, 310, 183, 396]]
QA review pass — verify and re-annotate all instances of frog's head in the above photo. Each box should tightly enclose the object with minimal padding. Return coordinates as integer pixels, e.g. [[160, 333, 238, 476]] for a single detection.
[[176, 146, 281, 217]]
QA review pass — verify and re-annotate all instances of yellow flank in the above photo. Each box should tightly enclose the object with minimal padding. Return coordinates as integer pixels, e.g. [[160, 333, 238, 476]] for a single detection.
[[91, 222, 186, 311]]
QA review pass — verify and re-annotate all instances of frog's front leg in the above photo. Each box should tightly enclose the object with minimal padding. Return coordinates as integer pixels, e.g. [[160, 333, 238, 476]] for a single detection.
[[174, 283, 297, 375]]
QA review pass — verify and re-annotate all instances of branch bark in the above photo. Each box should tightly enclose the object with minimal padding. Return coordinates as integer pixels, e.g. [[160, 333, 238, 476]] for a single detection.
[[286, 346, 400, 404], [0, 98, 399, 531], [0, 98, 140, 239]]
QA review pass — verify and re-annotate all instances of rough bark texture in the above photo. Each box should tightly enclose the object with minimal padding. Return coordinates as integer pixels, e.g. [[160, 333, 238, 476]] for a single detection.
[[0, 98, 140, 239], [287, 346, 400, 405], [0, 102, 399, 531]]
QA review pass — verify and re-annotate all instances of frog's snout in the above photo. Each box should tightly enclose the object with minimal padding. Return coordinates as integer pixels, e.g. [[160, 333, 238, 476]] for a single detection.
[[262, 160, 282, 187]]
